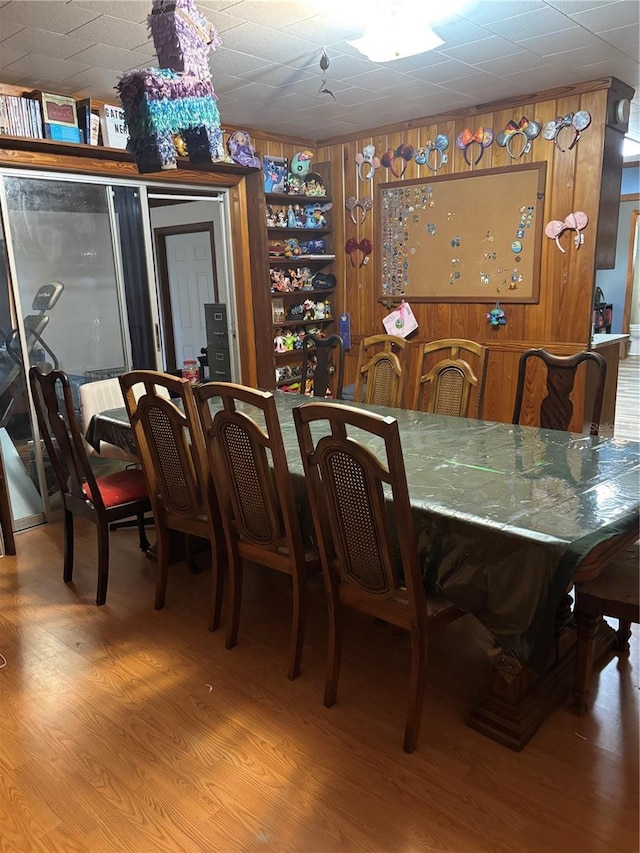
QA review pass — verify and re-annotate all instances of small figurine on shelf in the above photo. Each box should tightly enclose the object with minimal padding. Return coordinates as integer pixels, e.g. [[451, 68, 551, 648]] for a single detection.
[[284, 237, 300, 258], [315, 301, 325, 319], [270, 268, 291, 292], [303, 298, 316, 320], [294, 329, 305, 349], [287, 174, 303, 195], [284, 330, 297, 350], [287, 205, 296, 228], [276, 209, 287, 227], [227, 129, 261, 168], [304, 202, 332, 228], [265, 205, 276, 227], [274, 333, 287, 353]]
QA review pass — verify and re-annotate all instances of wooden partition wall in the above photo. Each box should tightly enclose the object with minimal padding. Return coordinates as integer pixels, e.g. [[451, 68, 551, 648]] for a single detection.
[[312, 77, 632, 427]]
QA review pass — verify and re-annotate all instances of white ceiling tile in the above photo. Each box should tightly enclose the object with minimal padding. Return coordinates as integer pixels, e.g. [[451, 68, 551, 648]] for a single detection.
[[3, 52, 89, 80], [1, 27, 93, 60], [314, 53, 380, 79], [69, 44, 153, 73], [0, 17, 24, 39], [461, 1, 548, 26], [68, 1, 151, 25], [237, 63, 316, 88], [212, 21, 318, 65], [570, 1, 639, 31], [278, 14, 367, 45], [430, 17, 494, 48], [546, 42, 628, 69], [410, 59, 479, 84], [69, 16, 151, 51], [213, 48, 271, 77], [502, 64, 583, 89], [543, 1, 618, 13], [441, 35, 526, 64], [482, 6, 577, 40], [0, 1, 98, 34], [518, 27, 600, 56], [63, 65, 125, 94], [574, 57, 639, 87], [342, 67, 413, 91], [475, 50, 551, 75], [0, 43, 25, 67], [214, 0, 317, 28], [598, 24, 640, 57]]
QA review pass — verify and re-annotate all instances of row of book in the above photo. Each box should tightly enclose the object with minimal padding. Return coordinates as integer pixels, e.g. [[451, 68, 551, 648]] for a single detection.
[[0, 93, 44, 139], [0, 90, 128, 149]]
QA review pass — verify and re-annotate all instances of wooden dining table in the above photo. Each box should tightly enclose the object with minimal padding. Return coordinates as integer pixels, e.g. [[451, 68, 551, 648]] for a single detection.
[[86, 390, 640, 750]]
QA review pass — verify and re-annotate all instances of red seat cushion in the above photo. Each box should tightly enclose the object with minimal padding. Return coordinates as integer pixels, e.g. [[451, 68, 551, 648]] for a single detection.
[[93, 469, 148, 508]]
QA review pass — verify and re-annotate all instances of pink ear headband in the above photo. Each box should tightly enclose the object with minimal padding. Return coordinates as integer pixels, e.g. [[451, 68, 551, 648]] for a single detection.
[[544, 211, 589, 252]]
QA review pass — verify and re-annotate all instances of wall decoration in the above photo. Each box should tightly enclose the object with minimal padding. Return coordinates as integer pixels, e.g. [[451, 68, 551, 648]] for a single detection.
[[414, 134, 449, 172], [485, 301, 506, 327], [545, 211, 588, 253], [378, 162, 546, 303], [355, 145, 381, 181], [117, 0, 226, 173], [345, 195, 374, 225], [227, 129, 261, 168], [542, 111, 591, 152], [381, 143, 414, 177], [345, 237, 372, 267], [496, 117, 541, 160], [456, 127, 494, 166]]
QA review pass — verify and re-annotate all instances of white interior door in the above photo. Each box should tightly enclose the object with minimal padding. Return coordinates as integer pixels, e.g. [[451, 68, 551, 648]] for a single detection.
[[165, 231, 216, 365]]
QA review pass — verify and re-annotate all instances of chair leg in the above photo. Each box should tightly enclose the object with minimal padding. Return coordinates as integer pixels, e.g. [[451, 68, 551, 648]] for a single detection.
[[96, 521, 110, 606], [209, 538, 224, 633], [613, 620, 632, 654], [62, 508, 74, 582], [136, 512, 150, 552], [572, 610, 600, 715], [154, 525, 170, 610], [324, 597, 342, 707], [287, 570, 306, 681], [224, 550, 243, 650], [403, 627, 427, 753]]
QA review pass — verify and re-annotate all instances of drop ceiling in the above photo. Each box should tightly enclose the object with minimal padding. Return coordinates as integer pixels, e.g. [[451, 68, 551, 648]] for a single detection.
[[0, 0, 638, 147]]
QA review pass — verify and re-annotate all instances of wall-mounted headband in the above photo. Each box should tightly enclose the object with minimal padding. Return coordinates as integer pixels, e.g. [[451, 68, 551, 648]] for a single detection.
[[496, 117, 541, 160], [345, 195, 374, 225], [345, 237, 372, 267], [456, 127, 494, 166], [544, 211, 589, 253], [381, 143, 414, 177], [415, 134, 449, 172], [355, 145, 381, 181], [542, 111, 591, 152]]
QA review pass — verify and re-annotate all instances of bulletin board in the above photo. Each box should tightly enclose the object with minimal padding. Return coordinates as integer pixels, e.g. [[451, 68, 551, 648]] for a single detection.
[[378, 162, 546, 303]]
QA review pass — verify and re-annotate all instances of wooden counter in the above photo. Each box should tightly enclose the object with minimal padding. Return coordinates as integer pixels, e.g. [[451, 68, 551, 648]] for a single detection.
[[590, 334, 629, 437]]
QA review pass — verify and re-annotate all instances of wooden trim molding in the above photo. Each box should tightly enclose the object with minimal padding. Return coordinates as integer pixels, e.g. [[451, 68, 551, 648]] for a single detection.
[[623, 209, 639, 335]]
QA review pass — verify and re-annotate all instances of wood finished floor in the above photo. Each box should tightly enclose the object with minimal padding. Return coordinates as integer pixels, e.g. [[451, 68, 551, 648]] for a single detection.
[[614, 355, 640, 441], [0, 518, 638, 853]]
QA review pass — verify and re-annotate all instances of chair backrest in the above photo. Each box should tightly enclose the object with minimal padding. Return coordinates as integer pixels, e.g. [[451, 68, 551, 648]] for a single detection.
[[28, 366, 105, 511], [512, 348, 607, 436], [118, 370, 211, 525], [293, 401, 426, 627], [353, 334, 408, 408], [300, 333, 344, 398], [414, 338, 488, 418], [195, 382, 306, 560]]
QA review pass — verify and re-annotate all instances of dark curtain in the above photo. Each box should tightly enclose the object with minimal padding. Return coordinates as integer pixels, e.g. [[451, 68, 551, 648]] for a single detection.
[[113, 186, 155, 368]]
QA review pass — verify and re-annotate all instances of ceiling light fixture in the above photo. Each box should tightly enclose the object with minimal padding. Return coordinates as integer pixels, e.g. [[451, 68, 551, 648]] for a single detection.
[[348, 25, 443, 62]]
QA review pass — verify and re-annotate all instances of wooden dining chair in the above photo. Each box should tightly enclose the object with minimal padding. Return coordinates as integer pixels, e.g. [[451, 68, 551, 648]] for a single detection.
[[119, 370, 225, 625], [28, 366, 151, 605], [413, 338, 488, 418], [195, 382, 321, 679], [572, 540, 639, 715], [353, 333, 408, 408], [512, 348, 607, 435], [300, 332, 344, 399], [293, 401, 458, 752]]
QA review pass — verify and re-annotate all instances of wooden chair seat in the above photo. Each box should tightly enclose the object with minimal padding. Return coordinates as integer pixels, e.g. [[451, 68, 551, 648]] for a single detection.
[[572, 540, 639, 714]]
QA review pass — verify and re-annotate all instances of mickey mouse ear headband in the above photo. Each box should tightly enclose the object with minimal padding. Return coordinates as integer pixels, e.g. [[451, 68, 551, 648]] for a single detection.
[[545, 211, 589, 252], [345, 195, 374, 225], [542, 111, 591, 152], [415, 134, 449, 172], [381, 143, 414, 177], [456, 127, 494, 166], [496, 117, 541, 160], [355, 145, 381, 181], [345, 237, 372, 267]]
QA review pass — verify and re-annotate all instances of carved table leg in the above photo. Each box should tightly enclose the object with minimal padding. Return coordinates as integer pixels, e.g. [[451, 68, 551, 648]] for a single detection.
[[571, 610, 601, 715]]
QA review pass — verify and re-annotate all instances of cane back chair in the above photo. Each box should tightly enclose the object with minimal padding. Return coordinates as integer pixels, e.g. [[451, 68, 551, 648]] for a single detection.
[[293, 401, 458, 751], [414, 338, 488, 419], [195, 382, 321, 679], [119, 370, 224, 625], [353, 334, 408, 408]]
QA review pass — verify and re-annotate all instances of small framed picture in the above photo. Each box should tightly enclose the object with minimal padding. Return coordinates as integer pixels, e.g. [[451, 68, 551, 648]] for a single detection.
[[264, 156, 288, 194], [272, 297, 286, 324]]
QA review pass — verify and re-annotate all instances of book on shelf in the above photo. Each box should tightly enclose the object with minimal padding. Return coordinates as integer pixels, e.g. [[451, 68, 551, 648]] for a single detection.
[[29, 90, 81, 142], [76, 98, 100, 145], [100, 103, 128, 149], [0, 93, 43, 138]]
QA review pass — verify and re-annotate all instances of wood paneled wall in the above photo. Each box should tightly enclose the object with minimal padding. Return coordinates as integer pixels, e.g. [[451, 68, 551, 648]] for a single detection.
[[312, 79, 622, 426]]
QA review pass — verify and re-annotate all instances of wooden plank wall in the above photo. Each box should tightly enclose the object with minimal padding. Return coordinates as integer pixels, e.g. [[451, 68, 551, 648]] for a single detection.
[[315, 82, 611, 426]]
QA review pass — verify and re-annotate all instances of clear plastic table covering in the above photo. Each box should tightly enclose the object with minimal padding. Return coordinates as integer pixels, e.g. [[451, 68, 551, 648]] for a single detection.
[[87, 392, 640, 670]]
